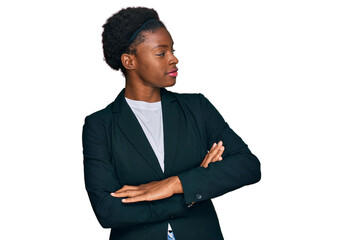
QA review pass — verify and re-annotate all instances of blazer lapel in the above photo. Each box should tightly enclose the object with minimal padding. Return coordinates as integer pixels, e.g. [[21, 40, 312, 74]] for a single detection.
[[161, 88, 181, 177], [112, 89, 165, 179]]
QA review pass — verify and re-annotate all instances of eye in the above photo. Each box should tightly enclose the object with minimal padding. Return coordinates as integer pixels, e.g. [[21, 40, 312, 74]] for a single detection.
[[156, 52, 165, 57], [172, 49, 176, 55]]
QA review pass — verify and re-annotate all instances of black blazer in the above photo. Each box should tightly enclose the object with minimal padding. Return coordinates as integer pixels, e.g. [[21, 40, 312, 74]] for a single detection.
[[82, 88, 261, 240]]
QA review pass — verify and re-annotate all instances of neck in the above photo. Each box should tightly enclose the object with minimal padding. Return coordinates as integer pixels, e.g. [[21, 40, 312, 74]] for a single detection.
[[124, 80, 161, 103]]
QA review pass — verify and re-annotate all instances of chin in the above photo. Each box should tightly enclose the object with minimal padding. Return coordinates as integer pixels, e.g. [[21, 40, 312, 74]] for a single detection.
[[163, 79, 176, 88]]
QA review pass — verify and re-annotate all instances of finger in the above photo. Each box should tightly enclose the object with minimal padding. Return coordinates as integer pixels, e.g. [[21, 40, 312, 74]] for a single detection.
[[111, 192, 139, 198], [200, 152, 211, 167], [200, 159, 208, 168], [217, 145, 225, 156], [212, 146, 225, 162], [201, 153, 216, 168], [205, 145, 225, 167], [201, 142, 223, 168], [207, 142, 223, 159], [211, 141, 223, 153], [111, 190, 142, 198], [115, 185, 139, 193], [200, 143, 216, 167], [202, 143, 222, 165], [201, 152, 213, 168], [122, 195, 148, 203]]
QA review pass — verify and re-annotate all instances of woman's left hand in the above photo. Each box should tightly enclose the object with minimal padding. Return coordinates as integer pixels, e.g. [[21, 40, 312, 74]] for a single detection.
[[111, 176, 183, 203]]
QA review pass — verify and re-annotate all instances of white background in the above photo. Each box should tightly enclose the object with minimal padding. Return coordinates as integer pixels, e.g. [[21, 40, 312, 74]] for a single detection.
[[1, 0, 361, 239]]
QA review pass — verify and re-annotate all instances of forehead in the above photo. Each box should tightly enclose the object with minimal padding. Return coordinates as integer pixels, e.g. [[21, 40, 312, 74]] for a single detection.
[[140, 28, 174, 48]]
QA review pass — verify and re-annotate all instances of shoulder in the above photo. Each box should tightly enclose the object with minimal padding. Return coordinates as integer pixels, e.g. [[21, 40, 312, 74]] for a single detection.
[[167, 90, 211, 110], [83, 103, 113, 127], [167, 89, 206, 105]]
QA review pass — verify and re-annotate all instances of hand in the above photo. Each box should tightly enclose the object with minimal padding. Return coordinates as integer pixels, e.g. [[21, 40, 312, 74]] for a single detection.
[[200, 141, 225, 168], [111, 176, 183, 203]]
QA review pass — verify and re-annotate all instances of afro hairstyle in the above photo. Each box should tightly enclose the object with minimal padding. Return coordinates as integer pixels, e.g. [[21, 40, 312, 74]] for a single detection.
[[102, 7, 166, 74]]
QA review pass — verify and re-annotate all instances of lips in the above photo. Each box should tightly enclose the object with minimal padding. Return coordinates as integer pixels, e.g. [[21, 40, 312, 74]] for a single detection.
[[167, 68, 178, 77]]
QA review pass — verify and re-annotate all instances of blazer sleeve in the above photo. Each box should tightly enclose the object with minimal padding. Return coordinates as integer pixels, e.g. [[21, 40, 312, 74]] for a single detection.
[[177, 94, 261, 204], [82, 115, 188, 229]]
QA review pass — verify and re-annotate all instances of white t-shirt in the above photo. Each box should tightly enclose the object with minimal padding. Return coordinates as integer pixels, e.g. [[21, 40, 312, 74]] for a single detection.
[[125, 97, 174, 237], [125, 97, 165, 171]]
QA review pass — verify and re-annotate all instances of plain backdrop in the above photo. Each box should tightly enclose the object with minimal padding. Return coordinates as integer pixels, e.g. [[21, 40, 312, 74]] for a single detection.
[[1, 0, 361, 239]]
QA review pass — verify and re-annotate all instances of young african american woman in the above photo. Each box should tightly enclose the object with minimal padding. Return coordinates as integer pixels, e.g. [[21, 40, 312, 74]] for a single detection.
[[82, 7, 261, 240]]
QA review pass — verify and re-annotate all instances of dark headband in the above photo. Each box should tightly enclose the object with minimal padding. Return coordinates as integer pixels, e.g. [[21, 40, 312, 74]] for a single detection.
[[128, 18, 159, 45]]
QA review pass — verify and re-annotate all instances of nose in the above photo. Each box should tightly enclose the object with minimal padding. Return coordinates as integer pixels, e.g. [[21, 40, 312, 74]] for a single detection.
[[170, 53, 179, 65]]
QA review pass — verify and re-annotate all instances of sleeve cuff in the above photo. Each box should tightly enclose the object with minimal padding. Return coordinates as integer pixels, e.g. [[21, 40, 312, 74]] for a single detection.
[[151, 194, 188, 219], [178, 168, 206, 204]]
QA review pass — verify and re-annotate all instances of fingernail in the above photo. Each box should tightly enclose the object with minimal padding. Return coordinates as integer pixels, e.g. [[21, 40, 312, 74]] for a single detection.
[[111, 193, 115, 196], [221, 146, 224, 150]]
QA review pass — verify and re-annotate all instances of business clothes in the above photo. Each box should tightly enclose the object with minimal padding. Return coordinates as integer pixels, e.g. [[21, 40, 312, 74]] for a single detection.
[[82, 88, 261, 240]]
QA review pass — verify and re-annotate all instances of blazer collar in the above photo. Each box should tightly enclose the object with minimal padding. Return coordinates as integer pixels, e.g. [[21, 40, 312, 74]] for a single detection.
[[111, 88, 176, 113], [111, 88, 180, 179]]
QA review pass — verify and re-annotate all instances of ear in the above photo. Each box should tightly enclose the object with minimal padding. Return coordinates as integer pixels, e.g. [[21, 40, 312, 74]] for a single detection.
[[121, 54, 135, 70]]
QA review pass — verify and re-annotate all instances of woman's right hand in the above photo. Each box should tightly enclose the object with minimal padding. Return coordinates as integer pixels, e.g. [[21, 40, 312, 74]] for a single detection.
[[200, 141, 225, 168]]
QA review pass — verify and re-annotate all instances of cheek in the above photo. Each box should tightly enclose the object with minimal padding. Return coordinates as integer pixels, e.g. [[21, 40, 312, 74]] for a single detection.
[[141, 60, 158, 73], [138, 56, 164, 76], [144, 61, 153, 70], [140, 61, 151, 71], [137, 55, 152, 70]]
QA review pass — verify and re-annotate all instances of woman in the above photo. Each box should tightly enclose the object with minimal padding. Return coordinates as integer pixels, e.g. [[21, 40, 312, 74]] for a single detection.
[[82, 7, 261, 240]]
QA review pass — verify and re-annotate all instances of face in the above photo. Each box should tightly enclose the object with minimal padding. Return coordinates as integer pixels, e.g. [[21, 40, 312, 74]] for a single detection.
[[129, 27, 179, 88]]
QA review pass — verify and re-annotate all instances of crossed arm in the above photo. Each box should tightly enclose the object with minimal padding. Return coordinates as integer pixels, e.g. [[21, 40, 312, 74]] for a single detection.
[[111, 141, 225, 203]]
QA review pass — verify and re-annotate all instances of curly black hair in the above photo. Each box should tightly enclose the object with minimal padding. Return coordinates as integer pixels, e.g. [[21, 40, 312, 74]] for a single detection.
[[102, 7, 166, 75]]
